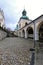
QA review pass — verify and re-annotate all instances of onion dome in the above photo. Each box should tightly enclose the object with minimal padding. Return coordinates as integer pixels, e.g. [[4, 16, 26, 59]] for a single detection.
[[20, 9, 29, 20]]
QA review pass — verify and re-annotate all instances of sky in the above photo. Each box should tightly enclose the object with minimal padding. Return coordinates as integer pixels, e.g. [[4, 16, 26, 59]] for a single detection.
[[0, 0, 43, 30]]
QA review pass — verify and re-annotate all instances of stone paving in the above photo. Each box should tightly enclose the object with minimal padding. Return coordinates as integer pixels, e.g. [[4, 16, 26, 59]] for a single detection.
[[35, 49, 43, 65], [0, 37, 34, 65], [35, 42, 43, 65]]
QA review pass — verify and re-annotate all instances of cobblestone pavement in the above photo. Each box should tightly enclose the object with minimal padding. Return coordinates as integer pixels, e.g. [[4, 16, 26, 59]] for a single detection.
[[0, 37, 34, 65], [35, 48, 43, 65], [35, 42, 43, 65]]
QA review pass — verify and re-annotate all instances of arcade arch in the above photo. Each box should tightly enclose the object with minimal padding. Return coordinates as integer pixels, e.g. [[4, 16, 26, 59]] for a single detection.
[[26, 27, 33, 38], [37, 21, 43, 41]]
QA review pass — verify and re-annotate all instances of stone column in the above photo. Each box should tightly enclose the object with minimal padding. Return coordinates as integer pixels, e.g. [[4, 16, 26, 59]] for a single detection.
[[35, 31, 39, 41], [21, 31, 23, 37], [18, 31, 19, 37], [34, 26, 39, 41], [25, 29, 27, 38]]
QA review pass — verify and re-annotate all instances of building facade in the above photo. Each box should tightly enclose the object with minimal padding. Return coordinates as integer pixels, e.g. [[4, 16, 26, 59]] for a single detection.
[[14, 9, 43, 41], [0, 8, 4, 27], [0, 8, 7, 40]]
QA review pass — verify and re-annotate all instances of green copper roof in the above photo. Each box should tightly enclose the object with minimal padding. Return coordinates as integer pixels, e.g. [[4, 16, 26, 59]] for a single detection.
[[20, 16, 29, 20], [20, 9, 29, 20]]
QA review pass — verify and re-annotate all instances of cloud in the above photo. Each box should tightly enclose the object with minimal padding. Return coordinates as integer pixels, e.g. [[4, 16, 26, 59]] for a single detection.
[[0, 0, 43, 30], [5, 22, 17, 30]]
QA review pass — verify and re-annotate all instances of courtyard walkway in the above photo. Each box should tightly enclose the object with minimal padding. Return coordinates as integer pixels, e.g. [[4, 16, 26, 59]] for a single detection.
[[0, 37, 34, 65], [35, 41, 43, 65], [0, 37, 43, 65]]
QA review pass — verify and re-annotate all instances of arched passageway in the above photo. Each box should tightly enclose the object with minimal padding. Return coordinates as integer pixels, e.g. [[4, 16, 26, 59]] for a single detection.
[[22, 30, 25, 38], [26, 27, 33, 38], [39, 23, 43, 41]]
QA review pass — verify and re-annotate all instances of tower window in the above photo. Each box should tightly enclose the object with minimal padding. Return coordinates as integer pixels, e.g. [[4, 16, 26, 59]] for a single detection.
[[25, 22, 28, 26]]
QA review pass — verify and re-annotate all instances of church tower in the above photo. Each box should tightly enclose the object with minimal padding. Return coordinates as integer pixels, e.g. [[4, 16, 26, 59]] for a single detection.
[[18, 9, 31, 29], [20, 9, 29, 20], [0, 8, 4, 27]]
